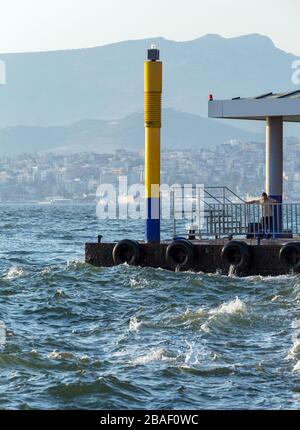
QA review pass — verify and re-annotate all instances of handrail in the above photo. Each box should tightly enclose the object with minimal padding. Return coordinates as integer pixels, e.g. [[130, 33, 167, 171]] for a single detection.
[[203, 189, 224, 205], [170, 200, 300, 239], [170, 185, 246, 207], [204, 186, 246, 204]]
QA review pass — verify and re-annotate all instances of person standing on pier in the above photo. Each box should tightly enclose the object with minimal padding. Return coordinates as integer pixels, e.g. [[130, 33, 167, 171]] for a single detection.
[[247, 192, 278, 234]]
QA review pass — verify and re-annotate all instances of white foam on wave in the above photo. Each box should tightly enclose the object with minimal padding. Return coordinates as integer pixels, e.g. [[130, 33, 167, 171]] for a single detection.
[[129, 316, 142, 332], [79, 355, 90, 363], [291, 320, 300, 331], [176, 298, 247, 333], [287, 340, 300, 360], [167, 307, 208, 329], [179, 341, 225, 371], [129, 277, 149, 289], [262, 274, 296, 282], [5, 266, 26, 280], [181, 342, 202, 368], [200, 297, 247, 333], [132, 348, 174, 366], [0, 321, 6, 348], [48, 350, 75, 360], [66, 259, 86, 270], [293, 361, 300, 372], [48, 349, 90, 362], [174, 307, 208, 328], [291, 283, 300, 302], [41, 265, 55, 275], [240, 274, 296, 283], [210, 297, 247, 316], [129, 278, 139, 288], [41, 260, 87, 276], [128, 341, 222, 370], [286, 317, 300, 372], [184, 307, 208, 319], [200, 322, 211, 333], [54, 289, 67, 298]]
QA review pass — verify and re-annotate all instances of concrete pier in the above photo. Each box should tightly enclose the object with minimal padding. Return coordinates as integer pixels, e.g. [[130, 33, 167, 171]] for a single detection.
[[85, 64, 300, 278], [85, 239, 300, 277]]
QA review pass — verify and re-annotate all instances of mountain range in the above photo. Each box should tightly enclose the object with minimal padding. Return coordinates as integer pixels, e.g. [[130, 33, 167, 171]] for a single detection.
[[0, 33, 298, 154], [0, 109, 262, 156]]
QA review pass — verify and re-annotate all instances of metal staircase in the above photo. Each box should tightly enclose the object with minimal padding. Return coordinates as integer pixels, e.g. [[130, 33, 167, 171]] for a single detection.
[[170, 186, 300, 239], [170, 186, 247, 238], [202, 187, 246, 236]]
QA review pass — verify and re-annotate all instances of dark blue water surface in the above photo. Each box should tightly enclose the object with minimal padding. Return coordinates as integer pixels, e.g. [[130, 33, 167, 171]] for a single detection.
[[0, 204, 300, 410]]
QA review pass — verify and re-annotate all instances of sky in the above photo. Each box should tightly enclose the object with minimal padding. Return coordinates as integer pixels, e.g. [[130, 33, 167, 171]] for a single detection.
[[0, 0, 299, 55]]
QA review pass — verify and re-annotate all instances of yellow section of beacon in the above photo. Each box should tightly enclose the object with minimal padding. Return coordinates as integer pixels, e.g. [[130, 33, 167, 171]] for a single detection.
[[145, 128, 160, 198], [144, 61, 162, 93], [144, 58, 162, 199]]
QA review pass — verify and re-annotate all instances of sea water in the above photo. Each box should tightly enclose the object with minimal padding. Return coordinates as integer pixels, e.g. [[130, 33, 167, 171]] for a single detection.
[[0, 204, 300, 409]]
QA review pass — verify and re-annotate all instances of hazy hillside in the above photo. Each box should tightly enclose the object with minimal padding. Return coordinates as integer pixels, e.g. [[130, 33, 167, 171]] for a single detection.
[[0, 109, 262, 156], [0, 34, 298, 128]]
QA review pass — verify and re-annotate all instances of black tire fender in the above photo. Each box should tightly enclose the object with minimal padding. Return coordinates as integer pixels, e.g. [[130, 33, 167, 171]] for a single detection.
[[112, 239, 141, 266], [279, 242, 300, 271], [221, 241, 251, 272], [165, 239, 195, 271]]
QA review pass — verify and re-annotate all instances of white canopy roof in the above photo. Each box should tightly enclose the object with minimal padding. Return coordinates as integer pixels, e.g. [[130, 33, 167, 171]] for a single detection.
[[208, 90, 300, 122]]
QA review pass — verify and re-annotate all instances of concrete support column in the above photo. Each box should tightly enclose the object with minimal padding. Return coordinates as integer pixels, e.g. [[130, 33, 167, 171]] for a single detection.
[[266, 116, 283, 201], [265, 116, 283, 234]]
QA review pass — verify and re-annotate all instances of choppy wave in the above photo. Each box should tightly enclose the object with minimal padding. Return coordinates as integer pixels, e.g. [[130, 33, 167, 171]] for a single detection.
[[0, 321, 6, 348], [287, 340, 300, 360], [181, 342, 203, 368], [5, 266, 26, 280], [48, 350, 90, 363], [129, 277, 150, 289], [132, 348, 174, 366], [293, 361, 300, 372], [129, 316, 142, 332], [210, 297, 247, 315], [1, 205, 300, 409], [200, 297, 248, 333]]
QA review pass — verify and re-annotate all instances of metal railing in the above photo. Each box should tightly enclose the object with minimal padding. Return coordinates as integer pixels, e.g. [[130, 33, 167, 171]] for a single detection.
[[170, 188, 300, 239], [203, 186, 246, 206], [202, 203, 298, 238]]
